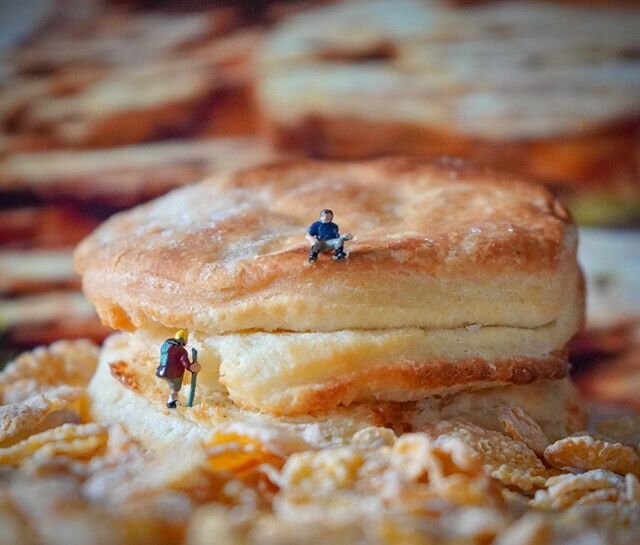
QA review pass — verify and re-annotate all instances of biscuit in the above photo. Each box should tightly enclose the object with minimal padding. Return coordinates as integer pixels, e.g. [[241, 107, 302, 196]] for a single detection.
[[0, 249, 77, 294], [0, 74, 98, 134], [130, 304, 579, 414], [0, 291, 110, 346], [17, 58, 221, 147], [0, 206, 101, 248], [0, 6, 258, 149], [10, 9, 234, 74], [76, 158, 583, 413], [89, 334, 584, 451], [256, 0, 640, 188], [0, 137, 279, 206], [76, 158, 580, 333]]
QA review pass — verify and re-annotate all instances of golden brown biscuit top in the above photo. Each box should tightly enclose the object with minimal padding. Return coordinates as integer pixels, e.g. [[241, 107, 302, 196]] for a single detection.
[[75, 158, 576, 333]]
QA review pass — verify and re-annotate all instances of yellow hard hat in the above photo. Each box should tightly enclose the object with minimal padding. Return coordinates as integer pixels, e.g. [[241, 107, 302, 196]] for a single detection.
[[174, 329, 189, 343]]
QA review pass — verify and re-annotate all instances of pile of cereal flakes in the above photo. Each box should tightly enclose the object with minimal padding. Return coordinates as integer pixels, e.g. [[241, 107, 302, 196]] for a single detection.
[[2, 340, 640, 545]]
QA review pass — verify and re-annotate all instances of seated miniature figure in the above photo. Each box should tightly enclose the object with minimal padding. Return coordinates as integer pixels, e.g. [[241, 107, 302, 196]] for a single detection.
[[306, 209, 353, 262]]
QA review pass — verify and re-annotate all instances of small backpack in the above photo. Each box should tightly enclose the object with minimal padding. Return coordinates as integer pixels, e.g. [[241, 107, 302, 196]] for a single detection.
[[155, 339, 179, 378]]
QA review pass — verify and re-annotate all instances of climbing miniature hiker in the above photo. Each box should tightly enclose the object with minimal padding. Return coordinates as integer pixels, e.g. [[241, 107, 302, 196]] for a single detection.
[[155, 329, 200, 408]]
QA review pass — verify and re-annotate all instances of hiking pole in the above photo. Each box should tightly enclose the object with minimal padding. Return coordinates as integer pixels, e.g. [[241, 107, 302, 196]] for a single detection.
[[187, 347, 198, 407]]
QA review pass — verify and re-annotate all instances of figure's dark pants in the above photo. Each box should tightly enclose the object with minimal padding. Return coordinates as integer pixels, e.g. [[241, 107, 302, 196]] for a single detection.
[[310, 238, 344, 254]]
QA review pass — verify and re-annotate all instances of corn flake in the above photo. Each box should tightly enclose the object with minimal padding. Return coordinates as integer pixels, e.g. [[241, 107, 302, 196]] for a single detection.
[[440, 506, 510, 541], [426, 420, 548, 493], [0, 423, 107, 465], [352, 427, 396, 449], [432, 473, 504, 508], [0, 386, 84, 444], [281, 448, 364, 496], [499, 407, 550, 457], [494, 513, 550, 545], [83, 441, 216, 507], [544, 470, 625, 510], [0, 340, 98, 404], [186, 504, 253, 545], [572, 488, 620, 507], [390, 433, 433, 481], [206, 432, 285, 477], [544, 434, 640, 476]]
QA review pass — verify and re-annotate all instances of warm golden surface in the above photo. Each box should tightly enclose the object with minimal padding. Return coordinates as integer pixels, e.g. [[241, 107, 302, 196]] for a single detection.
[[1, 340, 639, 545], [130, 287, 579, 413], [88, 334, 584, 450], [75, 158, 580, 336], [76, 158, 582, 412]]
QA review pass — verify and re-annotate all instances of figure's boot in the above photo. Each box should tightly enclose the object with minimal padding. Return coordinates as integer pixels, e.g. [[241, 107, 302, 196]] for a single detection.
[[333, 247, 347, 260], [308, 251, 319, 262], [166, 391, 179, 409]]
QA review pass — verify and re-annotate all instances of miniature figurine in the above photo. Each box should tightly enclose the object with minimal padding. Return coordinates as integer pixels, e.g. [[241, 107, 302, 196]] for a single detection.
[[306, 209, 353, 262], [155, 329, 200, 409]]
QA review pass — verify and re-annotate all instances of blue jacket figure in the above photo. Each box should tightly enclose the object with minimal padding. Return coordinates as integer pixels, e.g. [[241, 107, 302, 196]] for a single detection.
[[305, 209, 353, 262]]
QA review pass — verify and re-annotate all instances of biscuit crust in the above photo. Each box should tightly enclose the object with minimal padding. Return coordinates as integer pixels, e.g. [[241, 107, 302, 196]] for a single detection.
[[89, 334, 584, 450], [76, 158, 580, 335], [126, 276, 579, 413]]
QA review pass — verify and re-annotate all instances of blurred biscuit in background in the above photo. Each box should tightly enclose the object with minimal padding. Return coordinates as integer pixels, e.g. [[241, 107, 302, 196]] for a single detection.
[[1, 4, 259, 149], [575, 321, 640, 411], [0, 291, 110, 348], [0, 249, 77, 294], [4, 59, 232, 148], [0, 206, 101, 248], [256, 0, 640, 196], [0, 205, 109, 350], [0, 137, 280, 206], [7, 7, 237, 74]]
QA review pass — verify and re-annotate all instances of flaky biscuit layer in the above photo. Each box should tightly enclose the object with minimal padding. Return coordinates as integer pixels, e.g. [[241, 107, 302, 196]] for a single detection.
[[76, 158, 580, 336], [129, 275, 580, 414], [88, 334, 584, 451]]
